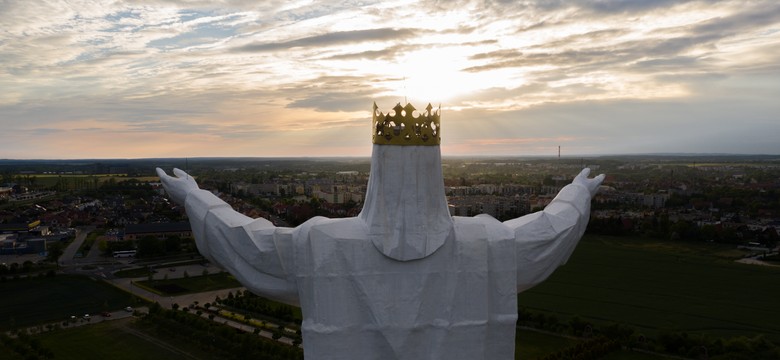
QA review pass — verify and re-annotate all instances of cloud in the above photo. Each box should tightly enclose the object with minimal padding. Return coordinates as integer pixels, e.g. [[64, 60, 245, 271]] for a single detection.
[[692, 2, 780, 37], [632, 56, 703, 71], [326, 44, 411, 61], [286, 91, 375, 113], [232, 28, 418, 53], [1, 0, 779, 158], [574, 0, 693, 14]]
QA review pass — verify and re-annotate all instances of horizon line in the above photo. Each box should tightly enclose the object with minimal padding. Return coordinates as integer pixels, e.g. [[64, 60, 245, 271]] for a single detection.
[[3, 152, 780, 162]]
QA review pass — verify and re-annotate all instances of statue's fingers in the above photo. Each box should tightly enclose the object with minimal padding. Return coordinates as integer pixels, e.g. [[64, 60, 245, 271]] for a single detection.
[[155, 168, 169, 179], [595, 174, 606, 183], [172, 168, 189, 178], [156, 168, 174, 186], [576, 168, 591, 179]]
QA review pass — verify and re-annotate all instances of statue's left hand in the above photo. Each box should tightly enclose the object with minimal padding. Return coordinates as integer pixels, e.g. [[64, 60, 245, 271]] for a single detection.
[[156, 168, 199, 206], [572, 168, 605, 197]]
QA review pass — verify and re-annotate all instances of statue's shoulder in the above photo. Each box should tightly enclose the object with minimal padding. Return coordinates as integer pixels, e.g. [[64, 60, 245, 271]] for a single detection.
[[296, 216, 367, 240], [452, 214, 514, 241], [452, 214, 502, 226]]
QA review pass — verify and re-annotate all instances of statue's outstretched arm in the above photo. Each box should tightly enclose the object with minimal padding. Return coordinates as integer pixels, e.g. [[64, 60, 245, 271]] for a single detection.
[[503, 168, 605, 292], [157, 168, 298, 305]]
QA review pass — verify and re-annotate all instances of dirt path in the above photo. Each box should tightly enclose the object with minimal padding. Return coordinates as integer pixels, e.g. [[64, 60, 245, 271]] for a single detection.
[[735, 257, 780, 267]]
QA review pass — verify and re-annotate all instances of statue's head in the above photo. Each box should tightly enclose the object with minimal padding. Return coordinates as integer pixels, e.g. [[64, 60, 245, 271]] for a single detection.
[[362, 102, 452, 262]]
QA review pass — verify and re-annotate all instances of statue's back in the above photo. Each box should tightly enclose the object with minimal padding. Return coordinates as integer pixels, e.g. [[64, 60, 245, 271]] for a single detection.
[[293, 216, 518, 360]]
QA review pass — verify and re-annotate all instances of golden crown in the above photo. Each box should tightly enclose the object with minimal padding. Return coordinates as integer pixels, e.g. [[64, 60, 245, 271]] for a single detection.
[[372, 102, 441, 146]]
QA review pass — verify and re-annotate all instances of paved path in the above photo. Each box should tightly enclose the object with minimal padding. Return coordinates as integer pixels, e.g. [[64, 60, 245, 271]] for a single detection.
[[84, 234, 105, 263], [109, 273, 243, 309], [107, 276, 300, 346], [736, 257, 779, 267], [202, 312, 296, 346]]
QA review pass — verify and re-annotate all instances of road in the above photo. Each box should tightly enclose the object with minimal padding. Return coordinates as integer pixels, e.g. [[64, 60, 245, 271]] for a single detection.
[[16, 307, 138, 336], [84, 232, 106, 263], [59, 226, 94, 267]]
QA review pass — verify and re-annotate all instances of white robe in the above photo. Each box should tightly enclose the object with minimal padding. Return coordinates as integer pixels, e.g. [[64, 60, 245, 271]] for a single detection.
[[182, 144, 593, 359]]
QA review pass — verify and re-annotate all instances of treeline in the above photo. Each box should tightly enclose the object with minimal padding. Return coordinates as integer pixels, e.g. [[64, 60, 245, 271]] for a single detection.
[[139, 302, 303, 360], [0, 262, 56, 282], [0, 332, 54, 360], [587, 212, 778, 247], [519, 308, 780, 359], [217, 290, 301, 325]]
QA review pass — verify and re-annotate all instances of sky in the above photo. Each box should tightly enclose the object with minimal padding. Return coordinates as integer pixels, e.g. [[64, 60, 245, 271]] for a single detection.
[[1, 0, 779, 159]]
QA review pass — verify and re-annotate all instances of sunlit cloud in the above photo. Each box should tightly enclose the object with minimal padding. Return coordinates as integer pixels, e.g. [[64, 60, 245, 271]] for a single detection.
[[1, 0, 779, 158]]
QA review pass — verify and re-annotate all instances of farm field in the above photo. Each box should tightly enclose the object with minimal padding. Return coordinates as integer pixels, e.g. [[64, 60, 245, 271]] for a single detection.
[[518, 235, 780, 342], [0, 275, 142, 331]]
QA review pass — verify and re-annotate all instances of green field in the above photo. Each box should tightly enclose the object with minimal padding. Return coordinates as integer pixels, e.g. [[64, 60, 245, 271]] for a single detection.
[[134, 272, 242, 296], [36, 318, 201, 360], [518, 235, 780, 342], [0, 275, 142, 331], [114, 267, 155, 278], [515, 329, 578, 359]]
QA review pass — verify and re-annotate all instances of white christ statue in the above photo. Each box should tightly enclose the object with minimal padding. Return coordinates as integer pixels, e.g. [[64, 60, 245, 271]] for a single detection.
[[157, 103, 604, 360]]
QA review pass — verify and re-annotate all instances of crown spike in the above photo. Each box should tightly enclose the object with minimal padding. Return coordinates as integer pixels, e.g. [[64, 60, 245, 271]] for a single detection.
[[372, 102, 441, 146]]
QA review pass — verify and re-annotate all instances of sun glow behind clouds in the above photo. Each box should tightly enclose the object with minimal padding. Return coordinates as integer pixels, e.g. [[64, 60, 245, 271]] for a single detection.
[[370, 46, 514, 104]]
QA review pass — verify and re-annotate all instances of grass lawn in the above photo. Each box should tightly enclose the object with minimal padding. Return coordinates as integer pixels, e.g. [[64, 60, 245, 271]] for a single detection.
[[518, 235, 780, 342], [114, 267, 154, 278], [515, 329, 670, 360], [135, 272, 242, 295], [515, 329, 578, 359], [0, 275, 142, 331], [601, 349, 672, 360], [37, 318, 203, 360]]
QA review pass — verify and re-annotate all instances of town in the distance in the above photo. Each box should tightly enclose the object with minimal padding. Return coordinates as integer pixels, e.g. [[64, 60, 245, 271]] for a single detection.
[[2, 154, 779, 359]]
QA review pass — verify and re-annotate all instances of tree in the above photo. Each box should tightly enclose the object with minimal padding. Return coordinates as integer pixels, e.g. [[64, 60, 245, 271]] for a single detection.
[[137, 236, 164, 257], [46, 242, 64, 268], [22, 260, 33, 273], [164, 236, 181, 253]]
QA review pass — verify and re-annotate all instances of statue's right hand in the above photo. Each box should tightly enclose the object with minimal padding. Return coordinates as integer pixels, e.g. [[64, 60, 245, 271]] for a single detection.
[[572, 168, 605, 197], [156, 168, 199, 206]]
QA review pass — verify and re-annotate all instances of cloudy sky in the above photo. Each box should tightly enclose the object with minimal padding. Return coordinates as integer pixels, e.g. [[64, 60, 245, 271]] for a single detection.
[[1, 0, 779, 159]]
